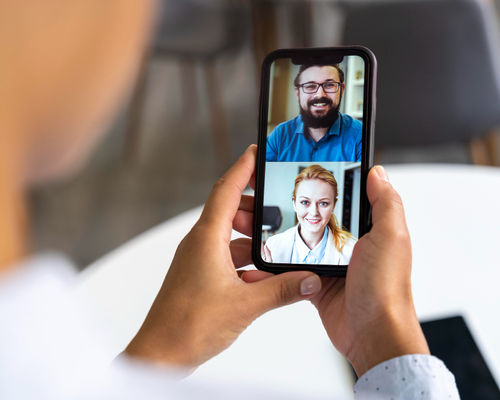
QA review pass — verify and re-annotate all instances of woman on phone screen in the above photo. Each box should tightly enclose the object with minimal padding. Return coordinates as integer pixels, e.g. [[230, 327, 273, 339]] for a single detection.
[[263, 165, 356, 265]]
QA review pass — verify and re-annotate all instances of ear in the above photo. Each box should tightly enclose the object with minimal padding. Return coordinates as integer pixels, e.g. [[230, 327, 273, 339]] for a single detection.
[[292, 199, 297, 213], [294, 87, 300, 98]]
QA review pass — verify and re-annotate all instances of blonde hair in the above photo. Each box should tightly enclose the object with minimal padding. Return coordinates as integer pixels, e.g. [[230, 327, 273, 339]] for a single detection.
[[292, 165, 353, 251]]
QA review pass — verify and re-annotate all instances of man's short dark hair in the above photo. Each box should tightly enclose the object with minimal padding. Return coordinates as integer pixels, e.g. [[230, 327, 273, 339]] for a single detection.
[[294, 64, 345, 87]]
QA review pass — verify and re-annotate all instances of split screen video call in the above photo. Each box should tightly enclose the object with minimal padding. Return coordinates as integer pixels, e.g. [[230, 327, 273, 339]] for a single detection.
[[261, 55, 365, 266]]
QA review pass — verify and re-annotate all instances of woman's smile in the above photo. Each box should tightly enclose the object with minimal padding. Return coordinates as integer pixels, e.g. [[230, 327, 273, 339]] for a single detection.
[[293, 178, 336, 236]]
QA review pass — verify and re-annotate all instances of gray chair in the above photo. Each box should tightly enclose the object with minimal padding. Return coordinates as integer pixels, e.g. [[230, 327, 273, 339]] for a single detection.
[[341, 0, 500, 163], [125, 0, 250, 172], [262, 206, 283, 243]]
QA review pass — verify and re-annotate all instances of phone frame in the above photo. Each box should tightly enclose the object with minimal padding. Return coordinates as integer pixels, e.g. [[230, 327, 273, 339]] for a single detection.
[[252, 46, 377, 276]]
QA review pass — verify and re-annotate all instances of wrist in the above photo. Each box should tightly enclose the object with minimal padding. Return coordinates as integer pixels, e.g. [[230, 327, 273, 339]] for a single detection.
[[124, 322, 199, 368], [348, 307, 430, 377]]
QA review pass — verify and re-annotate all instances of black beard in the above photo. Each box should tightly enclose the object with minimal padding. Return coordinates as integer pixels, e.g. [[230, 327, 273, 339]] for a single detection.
[[300, 97, 340, 129]]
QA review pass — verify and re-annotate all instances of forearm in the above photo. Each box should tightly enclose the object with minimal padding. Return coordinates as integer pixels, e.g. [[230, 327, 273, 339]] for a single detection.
[[348, 308, 429, 377]]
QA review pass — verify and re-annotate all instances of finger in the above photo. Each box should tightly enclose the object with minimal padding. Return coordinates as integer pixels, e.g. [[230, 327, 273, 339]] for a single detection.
[[241, 269, 273, 283], [249, 172, 256, 191], [238, 194, 254, 212], [237, 269, 251, 278], [233, 210, 253, 237], [367, 166, 407, 229], [246, 271, 322, 315], [309, 276, 343, 309], [230, 238, 253, 268], [233, 195, 254, 237], [246, 143, 257, 191], [199, 145, 257, 239]]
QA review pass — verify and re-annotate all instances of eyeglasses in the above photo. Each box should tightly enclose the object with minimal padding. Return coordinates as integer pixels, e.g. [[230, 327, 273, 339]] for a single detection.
[[297, 81, 342, 94]]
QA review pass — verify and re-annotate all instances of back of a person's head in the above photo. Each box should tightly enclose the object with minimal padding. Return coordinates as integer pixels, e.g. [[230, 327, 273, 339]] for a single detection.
[[0, 1, 154, 270]]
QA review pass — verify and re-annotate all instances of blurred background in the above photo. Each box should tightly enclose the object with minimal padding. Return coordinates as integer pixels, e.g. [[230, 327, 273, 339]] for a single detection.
[[29, 0, 500, 269]]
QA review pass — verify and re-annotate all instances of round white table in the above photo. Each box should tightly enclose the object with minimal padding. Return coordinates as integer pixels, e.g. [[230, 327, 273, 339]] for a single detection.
[[75, 164, 500, 398]]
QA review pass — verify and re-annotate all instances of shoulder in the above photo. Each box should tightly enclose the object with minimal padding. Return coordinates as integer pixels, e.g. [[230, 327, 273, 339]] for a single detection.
[[270, 116, 301, 137], [265, 227, 296, 263], [266, 227, 296, 248], [340, 113, 362, 133]]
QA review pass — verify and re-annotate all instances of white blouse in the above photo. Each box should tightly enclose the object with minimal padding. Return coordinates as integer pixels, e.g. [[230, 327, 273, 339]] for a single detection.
[[265, 226, 357, 265]]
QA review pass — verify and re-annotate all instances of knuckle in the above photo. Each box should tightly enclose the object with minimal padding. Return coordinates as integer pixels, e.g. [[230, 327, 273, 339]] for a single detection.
[[213, 176, 227, 190], [213, 175, 244, 195], [183, 224, 213, 251], [385, 224, 410, 247], [390, 190, 403, 207], [276, 279, 293, 307], [392, 227, 410, 243], [383, 191, 403, 211]]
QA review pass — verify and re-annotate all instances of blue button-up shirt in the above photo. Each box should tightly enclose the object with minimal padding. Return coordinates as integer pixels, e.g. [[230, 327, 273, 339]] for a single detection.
[[266, 113, 362, 162]]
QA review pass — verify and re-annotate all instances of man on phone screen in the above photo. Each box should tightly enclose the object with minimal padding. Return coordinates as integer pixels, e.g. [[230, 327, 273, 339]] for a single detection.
[[266, 63, 362, 162]]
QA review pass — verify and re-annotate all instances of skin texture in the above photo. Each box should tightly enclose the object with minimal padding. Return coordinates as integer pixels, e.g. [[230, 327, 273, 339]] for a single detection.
[[293, 178, 336, 249]]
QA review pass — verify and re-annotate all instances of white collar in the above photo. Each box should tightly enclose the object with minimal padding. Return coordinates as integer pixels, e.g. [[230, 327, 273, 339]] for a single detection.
[[292, 225, 328, 264]]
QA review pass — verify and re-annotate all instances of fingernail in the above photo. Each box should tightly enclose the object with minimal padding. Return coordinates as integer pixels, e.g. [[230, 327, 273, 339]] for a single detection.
[[300, 275, 321, 296], [374, 165, 389, 182]]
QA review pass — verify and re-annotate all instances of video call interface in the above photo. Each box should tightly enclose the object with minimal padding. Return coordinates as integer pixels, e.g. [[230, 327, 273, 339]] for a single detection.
[[261, 55, 365, 266]]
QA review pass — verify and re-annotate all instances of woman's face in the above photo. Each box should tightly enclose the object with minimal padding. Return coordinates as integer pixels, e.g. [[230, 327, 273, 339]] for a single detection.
[[293, 178, 336, 236]]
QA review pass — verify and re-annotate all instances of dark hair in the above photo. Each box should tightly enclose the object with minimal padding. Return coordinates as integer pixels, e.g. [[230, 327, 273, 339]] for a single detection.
[[294, 64, 344, 87]]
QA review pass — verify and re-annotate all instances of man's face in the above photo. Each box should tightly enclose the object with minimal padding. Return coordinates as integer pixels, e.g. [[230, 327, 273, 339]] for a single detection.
[[296, 66, 343, 129]]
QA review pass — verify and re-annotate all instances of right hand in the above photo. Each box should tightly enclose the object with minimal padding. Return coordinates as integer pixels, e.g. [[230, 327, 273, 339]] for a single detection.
[[310, 166, 429, 377]]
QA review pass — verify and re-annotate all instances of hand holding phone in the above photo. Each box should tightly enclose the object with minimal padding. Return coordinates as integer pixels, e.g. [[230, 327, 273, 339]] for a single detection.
[[311, 166, 430, 377], [126, 147, 429, 379], [127, 49, 428, 377], [125, 146, 322, 369]]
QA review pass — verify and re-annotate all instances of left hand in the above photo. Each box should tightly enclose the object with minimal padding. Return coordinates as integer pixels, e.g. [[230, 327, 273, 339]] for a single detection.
[[125, 145, 322, 368]]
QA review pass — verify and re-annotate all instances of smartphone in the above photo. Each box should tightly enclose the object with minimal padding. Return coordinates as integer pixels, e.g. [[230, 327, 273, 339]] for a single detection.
[[420, 315, 500, 399], [252, 47, 376, 276]]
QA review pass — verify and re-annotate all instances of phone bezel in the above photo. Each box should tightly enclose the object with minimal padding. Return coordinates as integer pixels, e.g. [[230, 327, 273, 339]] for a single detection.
[[252, 46, 377, 276]]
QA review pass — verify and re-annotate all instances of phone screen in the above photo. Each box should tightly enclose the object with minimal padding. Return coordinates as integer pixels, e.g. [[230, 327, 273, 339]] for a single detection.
[[253, 48, 375, 275]]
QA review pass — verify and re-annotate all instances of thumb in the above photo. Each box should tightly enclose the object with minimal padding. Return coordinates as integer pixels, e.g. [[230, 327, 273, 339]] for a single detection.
[[247, 271, 322, 315], [367, 165, 407, 228]]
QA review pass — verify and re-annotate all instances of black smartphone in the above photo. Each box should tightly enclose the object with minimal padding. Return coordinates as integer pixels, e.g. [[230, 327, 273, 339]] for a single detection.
[[420, 315, 500, 400], [252, 47, 376, 276]]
